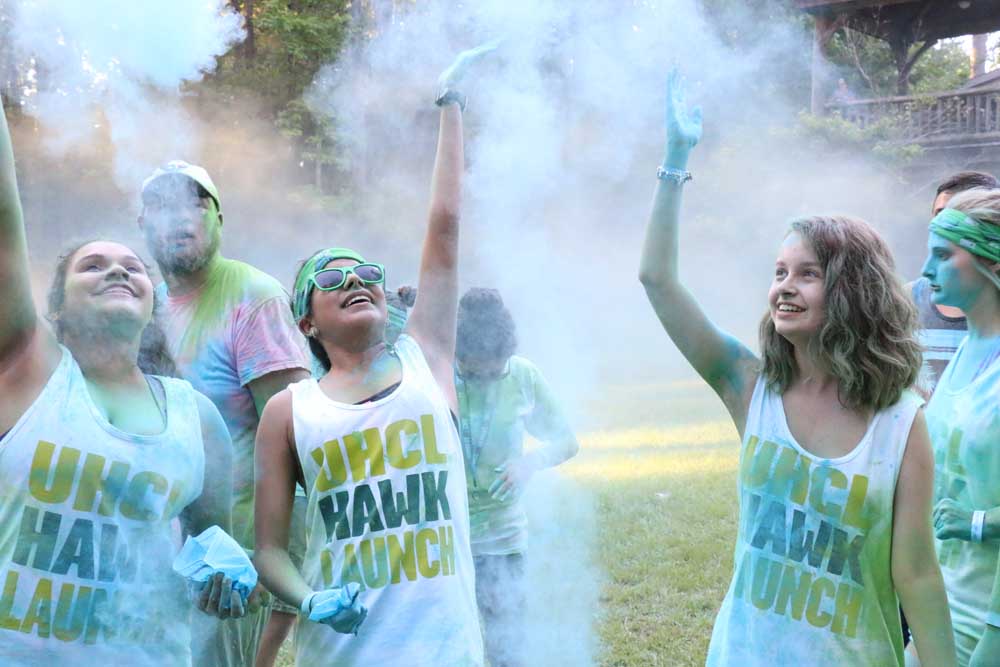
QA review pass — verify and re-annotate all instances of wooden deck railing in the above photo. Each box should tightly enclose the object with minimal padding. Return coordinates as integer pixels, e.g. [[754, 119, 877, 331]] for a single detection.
[[827, 87, 1000, 144]]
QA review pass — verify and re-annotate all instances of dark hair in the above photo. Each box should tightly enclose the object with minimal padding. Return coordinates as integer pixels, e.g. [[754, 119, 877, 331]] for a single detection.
[[293, 255, 332, 372], [47, 240, 178, 377], [759, 216, 921, 411], [456, 288, 517, 363], [936, 171, 999, 197]]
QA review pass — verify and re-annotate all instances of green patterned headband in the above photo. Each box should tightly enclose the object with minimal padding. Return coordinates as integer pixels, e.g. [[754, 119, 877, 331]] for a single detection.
[[292, 247, 366, 322], [929, 208, 1000, 264]]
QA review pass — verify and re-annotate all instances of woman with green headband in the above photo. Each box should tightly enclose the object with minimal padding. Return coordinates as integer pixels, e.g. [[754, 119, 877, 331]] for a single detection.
[[640, 70, 955, 666], [918, 189, 1000, 667], [252, 42, 498, 667]]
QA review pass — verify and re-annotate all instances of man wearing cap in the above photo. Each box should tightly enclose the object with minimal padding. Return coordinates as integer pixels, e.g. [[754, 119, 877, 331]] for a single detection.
[[138, 161, 310, 667]]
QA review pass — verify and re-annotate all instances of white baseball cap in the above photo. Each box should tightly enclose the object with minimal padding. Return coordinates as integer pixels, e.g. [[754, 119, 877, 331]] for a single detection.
[[141, 160, 221, 211]]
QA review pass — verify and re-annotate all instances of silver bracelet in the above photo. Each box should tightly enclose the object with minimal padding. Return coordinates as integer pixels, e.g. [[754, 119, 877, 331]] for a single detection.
[[656, 166, 692, 184], [972, 510, 987, 543]]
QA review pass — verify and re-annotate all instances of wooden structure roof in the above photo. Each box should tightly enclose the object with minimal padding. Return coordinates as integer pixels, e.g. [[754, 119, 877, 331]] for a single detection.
[[794, 1, 1000, 42]]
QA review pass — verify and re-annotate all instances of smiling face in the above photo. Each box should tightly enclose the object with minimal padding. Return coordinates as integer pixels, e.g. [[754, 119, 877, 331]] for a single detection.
[[57, 241, 154, 341], [304, 258, 387, 349], [767, 232, 827, 345], [139, 175, 222, 276], [921, 231, 994, 311]]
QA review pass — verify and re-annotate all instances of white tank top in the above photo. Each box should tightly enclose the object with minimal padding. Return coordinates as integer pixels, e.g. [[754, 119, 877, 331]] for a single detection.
[[0, 347, 205, 666], [706, 375, 922, 666], [927, 338, 1000, 665], [290, 335, 483, 667]]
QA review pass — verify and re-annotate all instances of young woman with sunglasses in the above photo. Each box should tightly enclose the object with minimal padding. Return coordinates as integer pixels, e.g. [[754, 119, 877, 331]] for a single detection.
[[0, 100, 247, 666], [453, 287, 579, 667], [252, 43, 497, 666], [639, 72, 955, 666], [916, 189, 1000, 667]]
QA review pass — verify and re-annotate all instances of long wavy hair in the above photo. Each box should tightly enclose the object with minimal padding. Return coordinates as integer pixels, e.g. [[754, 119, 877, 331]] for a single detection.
[[47, 240, 178, 377], [759, 216, 921, 411]]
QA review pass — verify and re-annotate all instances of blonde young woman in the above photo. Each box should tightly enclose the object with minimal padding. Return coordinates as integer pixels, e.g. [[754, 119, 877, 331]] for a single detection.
[[918, 189, 1000, 667]]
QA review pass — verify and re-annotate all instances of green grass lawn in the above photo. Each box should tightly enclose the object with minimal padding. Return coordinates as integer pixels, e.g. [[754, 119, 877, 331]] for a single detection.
[[275, 379, 739, 666]]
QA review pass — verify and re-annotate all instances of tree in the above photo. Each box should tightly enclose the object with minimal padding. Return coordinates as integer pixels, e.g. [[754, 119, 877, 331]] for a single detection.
[[826, 30, 971, 99], [206, 0, 353, 189]]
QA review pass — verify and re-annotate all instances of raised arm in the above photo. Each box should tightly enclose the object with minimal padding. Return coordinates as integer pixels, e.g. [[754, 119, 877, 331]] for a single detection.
[[894, 412, 957, 667], [0, 102, 60, 431], [407, 41, 499, 405], [0, 101, 39, 360], [638, 70, 757, 429]]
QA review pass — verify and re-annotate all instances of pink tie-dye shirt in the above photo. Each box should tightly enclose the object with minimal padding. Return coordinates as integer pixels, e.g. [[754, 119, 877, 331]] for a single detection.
[[158, 257, 308, 550]]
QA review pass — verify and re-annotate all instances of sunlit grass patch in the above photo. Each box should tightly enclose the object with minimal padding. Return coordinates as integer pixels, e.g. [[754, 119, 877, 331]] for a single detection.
[[579, 420, 738, 451]]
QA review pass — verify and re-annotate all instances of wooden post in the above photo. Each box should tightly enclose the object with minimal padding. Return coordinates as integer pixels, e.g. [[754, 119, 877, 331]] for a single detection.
[[810, 15, 844, 114], [972, 33, 988, 78]]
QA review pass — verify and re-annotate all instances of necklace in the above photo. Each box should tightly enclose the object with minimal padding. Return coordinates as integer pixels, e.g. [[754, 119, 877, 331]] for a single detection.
[[455, 372, 500, 489]]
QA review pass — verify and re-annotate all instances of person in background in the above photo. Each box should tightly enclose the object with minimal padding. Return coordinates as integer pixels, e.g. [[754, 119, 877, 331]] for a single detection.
[[385, 285, 417, 347], [910, 171, 998, 396], [454, 287, 579, 667], [916, 188, 1000, 667], [137, 161, 310, 667]]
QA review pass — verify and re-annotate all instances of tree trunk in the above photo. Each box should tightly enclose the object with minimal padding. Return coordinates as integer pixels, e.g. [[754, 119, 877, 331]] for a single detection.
[[243, 0, 255, 59], [889, 36, 911, 96], [972, 33, 988, 79]]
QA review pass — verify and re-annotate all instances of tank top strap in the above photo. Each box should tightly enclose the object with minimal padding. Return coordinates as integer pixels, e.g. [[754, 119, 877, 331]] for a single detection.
[[879, 389, 923, 478], [394, 335, 436, 385]]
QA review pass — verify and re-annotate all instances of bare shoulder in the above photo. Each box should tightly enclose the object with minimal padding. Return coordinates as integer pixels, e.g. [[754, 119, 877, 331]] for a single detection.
[[260, 387, 294, 420]]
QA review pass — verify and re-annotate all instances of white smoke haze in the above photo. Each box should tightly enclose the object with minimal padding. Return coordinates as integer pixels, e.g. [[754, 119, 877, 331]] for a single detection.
[[304, 4, 933, 662], [6, 1, 951, 663], [307, 0, 930, 420], [9, 0, 244, 189]]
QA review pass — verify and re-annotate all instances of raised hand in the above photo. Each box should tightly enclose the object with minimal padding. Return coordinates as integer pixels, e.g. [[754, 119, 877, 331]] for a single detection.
[[438, 38, 502, 91], [665, 69, 703, 156]]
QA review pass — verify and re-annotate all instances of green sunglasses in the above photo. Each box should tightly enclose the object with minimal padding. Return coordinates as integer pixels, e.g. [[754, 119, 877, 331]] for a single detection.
[[309, 262, 386, 291]]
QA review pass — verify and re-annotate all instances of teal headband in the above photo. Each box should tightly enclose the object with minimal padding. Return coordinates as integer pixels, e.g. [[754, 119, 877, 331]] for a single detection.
[[292, 247, 366, 323], [929, 208, 1000, 264]]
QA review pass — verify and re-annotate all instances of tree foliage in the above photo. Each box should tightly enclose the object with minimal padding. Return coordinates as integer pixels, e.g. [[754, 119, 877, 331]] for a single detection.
[[826, 31, 971, 99]]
